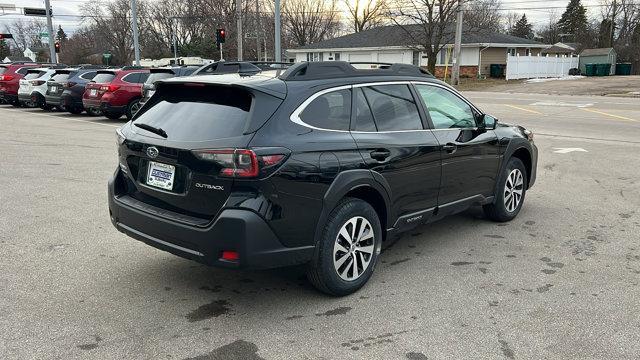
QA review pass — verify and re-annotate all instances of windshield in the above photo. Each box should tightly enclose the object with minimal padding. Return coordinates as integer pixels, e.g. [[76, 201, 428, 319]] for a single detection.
[[133, 85, 252, 142]]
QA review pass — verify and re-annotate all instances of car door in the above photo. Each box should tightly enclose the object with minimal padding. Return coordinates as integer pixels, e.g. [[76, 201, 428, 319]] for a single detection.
[[349, 83, 441, 225], [413, 83, 499, 209]]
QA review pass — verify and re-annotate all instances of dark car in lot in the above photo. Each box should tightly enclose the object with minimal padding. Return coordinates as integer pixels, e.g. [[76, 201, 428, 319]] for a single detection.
[[139, 66, 200, 107], [45, 65, 104, 114], [83, 67, 149, 120], [0, 62, 40, 106], [108, 61, 537, 296]]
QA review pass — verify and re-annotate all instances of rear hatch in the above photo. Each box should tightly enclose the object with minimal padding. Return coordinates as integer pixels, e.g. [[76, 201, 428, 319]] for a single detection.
[[47, 70, 77, 96], [19, 70, 46, 94], [117, 81, 285, 220], [85, 70, 117, 100]]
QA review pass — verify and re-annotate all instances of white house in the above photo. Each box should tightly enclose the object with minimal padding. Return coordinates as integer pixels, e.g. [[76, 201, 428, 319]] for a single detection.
[[23, 48, 36, 62], [288, 25, 549, 78]]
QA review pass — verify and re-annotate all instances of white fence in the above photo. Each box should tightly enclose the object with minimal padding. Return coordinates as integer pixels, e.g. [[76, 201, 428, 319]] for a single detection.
[[505, 54, 580, 80]]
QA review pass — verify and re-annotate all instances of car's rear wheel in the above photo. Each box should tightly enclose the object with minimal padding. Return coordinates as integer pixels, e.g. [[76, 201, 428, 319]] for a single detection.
[[125, 99, 141, 120], [483, 157, 527, 222], [86, 108, 101, 116], [67, 106, 83, 114], [307, 197, 382, 296]]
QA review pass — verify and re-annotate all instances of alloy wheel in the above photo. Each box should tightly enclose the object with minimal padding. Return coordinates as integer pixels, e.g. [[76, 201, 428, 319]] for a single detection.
[[333, 216, 375, 281], [504, 169, 524, 212]]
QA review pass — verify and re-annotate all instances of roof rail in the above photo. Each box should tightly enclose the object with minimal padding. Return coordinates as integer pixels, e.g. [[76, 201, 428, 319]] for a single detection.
[[121, 66, 147, 70], [4, 61, 38, 65], [77, 64, 107, 69], [279, 61, 433, 81]]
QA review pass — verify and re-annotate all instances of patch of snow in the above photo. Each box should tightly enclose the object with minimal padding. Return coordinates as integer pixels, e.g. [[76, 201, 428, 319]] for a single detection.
[[526, 76, 585, 83]]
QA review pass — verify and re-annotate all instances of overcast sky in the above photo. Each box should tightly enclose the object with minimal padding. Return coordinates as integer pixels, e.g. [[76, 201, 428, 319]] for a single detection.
[[0, 0, 607, 38]]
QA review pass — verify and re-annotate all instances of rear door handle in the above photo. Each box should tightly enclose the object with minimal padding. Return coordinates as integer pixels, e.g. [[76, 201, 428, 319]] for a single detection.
[[442, 143, 457, 154], [370, 149, 391, 161]]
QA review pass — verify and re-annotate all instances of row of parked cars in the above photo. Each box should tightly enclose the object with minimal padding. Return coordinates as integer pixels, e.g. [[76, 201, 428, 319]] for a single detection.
[[0, 61, 273, 119]]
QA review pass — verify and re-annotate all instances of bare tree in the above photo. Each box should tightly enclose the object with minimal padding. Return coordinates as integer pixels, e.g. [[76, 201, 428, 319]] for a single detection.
[[6, 19, 47, 52], [464, 0, 503, 33], [388, 0, 458, 73], [503, 12, 521, 35], [344, 0, 388, 33], [282, 0, 342, 46]]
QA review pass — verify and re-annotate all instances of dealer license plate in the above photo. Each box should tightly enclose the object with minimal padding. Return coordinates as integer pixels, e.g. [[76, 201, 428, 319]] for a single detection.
[[146, 161, 175, 190]]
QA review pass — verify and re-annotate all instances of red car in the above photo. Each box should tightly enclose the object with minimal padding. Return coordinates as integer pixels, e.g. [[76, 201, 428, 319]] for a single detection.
[[0, 62, 40, 106], [82, 67, 149, 120]]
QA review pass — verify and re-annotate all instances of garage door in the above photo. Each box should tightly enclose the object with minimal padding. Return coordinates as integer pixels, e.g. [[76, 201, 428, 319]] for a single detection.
[[348, 53, 372, 62], [379, 53, 404, 63]]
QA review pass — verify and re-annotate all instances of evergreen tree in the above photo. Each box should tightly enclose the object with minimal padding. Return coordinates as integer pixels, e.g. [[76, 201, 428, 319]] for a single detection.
[[56, 25, 67, 42], [598, 19, 613, 47], [558, 0, 588, 39], [510, 14, 533, 39], [0, 39, 10, 59]]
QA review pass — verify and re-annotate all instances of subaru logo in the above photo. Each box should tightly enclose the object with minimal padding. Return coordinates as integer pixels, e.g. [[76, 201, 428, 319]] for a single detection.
[[146, 146, 159, 159]]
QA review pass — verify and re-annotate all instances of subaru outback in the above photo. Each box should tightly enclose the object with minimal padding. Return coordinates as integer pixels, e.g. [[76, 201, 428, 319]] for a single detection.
[[108, 62, 537, 296]]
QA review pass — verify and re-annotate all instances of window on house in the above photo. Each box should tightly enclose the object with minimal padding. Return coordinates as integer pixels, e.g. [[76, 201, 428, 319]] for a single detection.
[[439, 48, 453, 65], [306, 52, 323, 62], [525, 48, 531, 56], [507, 48, 516, 56], [412, 51, 420, 66], [334, 53, 340, 61]]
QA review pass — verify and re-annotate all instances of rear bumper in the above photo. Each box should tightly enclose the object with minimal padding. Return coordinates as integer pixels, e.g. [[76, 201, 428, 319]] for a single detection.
[[61, 92, 83, 107], [45, 94, 62, 106], [108, 170, 314, 269], [100, 102, 126, 115], [18, 93, 33, 102], [0, 91, 17, 103]]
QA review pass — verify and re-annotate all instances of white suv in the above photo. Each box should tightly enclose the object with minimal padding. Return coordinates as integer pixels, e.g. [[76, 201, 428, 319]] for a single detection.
[[18, 68, 58, 109]]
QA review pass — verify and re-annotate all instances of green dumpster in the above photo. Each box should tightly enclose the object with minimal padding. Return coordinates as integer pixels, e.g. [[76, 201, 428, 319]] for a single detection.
[[584, 64, 596, 76], [595, 63, 611, 76], [615, 63, 632, 75], [489, 64, 505, 78]]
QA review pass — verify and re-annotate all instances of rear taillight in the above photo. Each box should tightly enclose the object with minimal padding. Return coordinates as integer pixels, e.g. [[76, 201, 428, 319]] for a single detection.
[[30, 80, 45, 86], [100, 84, 120, 92], [0, 75, 13, 81], [192, 149, 286, 178]]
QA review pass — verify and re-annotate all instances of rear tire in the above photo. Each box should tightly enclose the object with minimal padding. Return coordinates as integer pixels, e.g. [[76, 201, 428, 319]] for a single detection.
[[483, 157, 527, 222], [67, 106, 83, 114], [125, 99, 141, 120], [86, 108, 101, 116], [307, 197, 382, 296]]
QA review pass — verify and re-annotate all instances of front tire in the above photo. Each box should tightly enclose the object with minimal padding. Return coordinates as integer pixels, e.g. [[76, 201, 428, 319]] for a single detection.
[[125, 99, 141, 120], [307, 197, 382, 296], [483, 157, 527, 222]]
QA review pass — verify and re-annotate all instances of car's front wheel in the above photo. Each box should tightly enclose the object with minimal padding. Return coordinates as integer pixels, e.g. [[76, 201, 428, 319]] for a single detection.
[[307, 197, 382, 296], [484, 157, 527, 222]]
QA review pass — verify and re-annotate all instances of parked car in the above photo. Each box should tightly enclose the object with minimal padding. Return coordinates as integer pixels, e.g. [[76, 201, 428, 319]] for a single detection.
[[108, 61, 538, 296], [83, 67, 149, 120], [45, 65, 104, 114], [139, 66, 200, 107], [191, 61, 262, 76], [0, 62, 40, 106], [18, 67, 66, 109]]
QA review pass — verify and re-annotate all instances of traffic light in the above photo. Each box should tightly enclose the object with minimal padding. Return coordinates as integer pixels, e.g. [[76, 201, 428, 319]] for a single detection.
[[0, 33, 13, 40], [54, 41, 61, 53], [216, 28, 226, 45]]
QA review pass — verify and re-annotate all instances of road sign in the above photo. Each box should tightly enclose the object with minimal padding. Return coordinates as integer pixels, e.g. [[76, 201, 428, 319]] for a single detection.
[[103, 53, 112, 59], [24, 7, 51, 16], [40, 32, 49, 38]]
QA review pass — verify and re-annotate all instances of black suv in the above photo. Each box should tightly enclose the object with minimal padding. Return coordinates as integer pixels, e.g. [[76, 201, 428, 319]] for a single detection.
[[108, 62, 537, 296]]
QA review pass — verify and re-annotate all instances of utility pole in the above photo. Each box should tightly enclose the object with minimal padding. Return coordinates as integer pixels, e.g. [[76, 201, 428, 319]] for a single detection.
[[172, 17, 178, 65], [610, 0, 617, 47], [274, 0, 281, 62], [451, 0, 464, 86], [43, 0, 56, 63], [236, 0, 243, 61], [130, 0, 140, 66], [255, 0, 260, 61]]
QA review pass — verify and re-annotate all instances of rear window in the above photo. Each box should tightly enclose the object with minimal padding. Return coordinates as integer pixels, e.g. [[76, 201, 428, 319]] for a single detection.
[[80, 71, 97, 80], [92, 73, 116, 83], [51, 72, 73, 82], [24, 72, 45, 80], [145, 72, 174, 84], [133, 85, 252, 141], [0, 67, 6, 75]]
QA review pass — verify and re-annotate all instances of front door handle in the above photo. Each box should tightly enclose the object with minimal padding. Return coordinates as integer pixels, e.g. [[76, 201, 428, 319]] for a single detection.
[[442, 143, 457, 154], [370, 149, 391, 161]]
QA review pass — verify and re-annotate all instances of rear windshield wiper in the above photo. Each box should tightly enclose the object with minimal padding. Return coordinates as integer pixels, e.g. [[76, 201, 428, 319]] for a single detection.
[[134, 123, 168, 138]]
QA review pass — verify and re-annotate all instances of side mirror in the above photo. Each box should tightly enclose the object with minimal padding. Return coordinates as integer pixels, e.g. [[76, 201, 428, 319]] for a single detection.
[[479, 114, 498, 130]]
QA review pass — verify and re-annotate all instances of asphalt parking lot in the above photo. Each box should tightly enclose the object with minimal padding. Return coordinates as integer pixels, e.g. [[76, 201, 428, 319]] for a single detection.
[[1, 92, 639, 360]]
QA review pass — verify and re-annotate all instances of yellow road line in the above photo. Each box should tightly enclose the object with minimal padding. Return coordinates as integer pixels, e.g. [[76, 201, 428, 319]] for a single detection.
[[504, 104, 543, 115], [581, 108, 638, 122]]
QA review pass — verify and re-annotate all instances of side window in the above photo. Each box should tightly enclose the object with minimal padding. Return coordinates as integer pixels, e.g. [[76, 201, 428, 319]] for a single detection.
[[123, 73, 140, 83], [353, 88, 377, 132], [361, 85, 422, 131], [415, 85, 476, 129], [81, 71, 97, 80], [299, 89, 351, 131], [138, 73, 149, 83]]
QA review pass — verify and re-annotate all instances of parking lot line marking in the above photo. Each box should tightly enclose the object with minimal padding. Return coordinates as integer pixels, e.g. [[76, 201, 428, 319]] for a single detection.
[[504, 104, 543, 115], [581, 108, 638, 122], [0, 107, 120, 128]]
